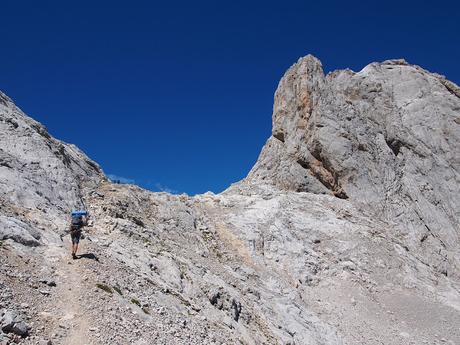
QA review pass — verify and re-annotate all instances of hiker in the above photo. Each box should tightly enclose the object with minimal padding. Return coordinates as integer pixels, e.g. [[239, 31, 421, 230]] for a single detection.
[[69, 211, 88, 259]]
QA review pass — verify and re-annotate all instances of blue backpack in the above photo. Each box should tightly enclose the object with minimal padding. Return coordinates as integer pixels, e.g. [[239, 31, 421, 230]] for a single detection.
[[71, 210, 88, 229]]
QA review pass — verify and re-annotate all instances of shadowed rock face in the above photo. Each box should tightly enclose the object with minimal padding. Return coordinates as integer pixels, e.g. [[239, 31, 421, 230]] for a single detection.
[[1, 56, 460, 345], [244, 55, 460, 278]]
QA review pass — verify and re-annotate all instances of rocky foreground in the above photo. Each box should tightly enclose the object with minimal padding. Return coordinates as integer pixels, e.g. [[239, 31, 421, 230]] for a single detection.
[[1, 55, 459, 345]]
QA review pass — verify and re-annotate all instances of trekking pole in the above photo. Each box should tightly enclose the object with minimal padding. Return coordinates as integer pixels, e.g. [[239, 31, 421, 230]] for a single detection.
[[60, 231, 69, 242]]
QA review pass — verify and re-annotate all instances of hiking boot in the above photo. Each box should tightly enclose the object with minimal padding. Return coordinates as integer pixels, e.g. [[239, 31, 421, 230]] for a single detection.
[[72, 253, 77, 259]]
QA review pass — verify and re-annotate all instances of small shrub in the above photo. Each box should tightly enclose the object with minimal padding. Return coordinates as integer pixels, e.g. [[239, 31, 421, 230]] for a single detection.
[[96, 283, 113, 294], [142, 237, 152, 245], [131, 298, 141, 307], [113, 286, 123, 295]]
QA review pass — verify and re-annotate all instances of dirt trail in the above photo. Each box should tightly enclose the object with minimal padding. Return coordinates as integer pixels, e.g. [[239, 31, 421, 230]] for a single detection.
[[43, 239, 94, 345]]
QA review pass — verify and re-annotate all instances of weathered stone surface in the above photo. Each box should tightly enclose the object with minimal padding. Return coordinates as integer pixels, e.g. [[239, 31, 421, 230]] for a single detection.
[[0, 55, 459, 345], [0, 215, 41, 246], [243, 54, 460, 278], [1, 309, 30, 337], [0, 91, 105, 234]]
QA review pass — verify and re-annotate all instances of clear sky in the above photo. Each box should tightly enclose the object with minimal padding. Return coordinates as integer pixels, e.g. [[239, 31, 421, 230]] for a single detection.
[[1, 0, 459, 195]]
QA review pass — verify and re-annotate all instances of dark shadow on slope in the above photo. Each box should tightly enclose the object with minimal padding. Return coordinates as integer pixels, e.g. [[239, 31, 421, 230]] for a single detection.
[[76, 253, 99, 262]]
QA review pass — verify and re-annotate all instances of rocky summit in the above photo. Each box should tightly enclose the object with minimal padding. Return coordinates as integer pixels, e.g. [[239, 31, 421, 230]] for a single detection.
[[0, 55, 459, 345]]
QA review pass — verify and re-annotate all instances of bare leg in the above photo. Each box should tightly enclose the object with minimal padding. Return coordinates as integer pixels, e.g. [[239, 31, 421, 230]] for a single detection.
[[71, 241, 78, 258]]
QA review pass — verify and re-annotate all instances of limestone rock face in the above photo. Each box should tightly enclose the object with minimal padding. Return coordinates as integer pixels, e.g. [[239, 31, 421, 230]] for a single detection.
[[0, 216, 41, 246], [0, 56, 459, 345], [244, 55, 460, 278], [0, 91, 105, 240]]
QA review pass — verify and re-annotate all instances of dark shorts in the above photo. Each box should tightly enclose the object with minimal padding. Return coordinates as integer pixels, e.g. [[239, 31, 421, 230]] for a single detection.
[[71, 230, 82, 244]]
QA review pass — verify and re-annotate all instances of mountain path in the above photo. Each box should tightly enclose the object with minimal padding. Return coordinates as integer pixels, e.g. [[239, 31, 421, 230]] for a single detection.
[[43, 238, 94, 345]]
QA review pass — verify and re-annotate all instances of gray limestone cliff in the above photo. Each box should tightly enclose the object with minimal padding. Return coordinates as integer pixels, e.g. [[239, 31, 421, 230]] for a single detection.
[[243, 55, 460, 279], [0, 91, 105, 245]]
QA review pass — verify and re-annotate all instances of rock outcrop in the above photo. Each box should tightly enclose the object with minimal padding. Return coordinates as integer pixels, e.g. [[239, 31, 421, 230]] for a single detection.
[[0, 56, 459, 345], [244, 55, 460, 279], [0, 91, 104, 244], [1, 310, 30, 337]]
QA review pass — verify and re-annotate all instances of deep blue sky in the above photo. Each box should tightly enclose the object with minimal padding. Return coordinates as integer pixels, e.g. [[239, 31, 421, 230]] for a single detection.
[[1, 1, 459, 194]]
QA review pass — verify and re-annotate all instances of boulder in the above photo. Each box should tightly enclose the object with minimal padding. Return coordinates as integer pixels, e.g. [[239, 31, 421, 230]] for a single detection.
[[1, 309, 30, 337], [0, 216, 40, 246]]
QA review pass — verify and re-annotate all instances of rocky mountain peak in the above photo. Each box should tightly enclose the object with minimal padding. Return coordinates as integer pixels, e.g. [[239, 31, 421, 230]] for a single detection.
[[244, 55, 460, 264]]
